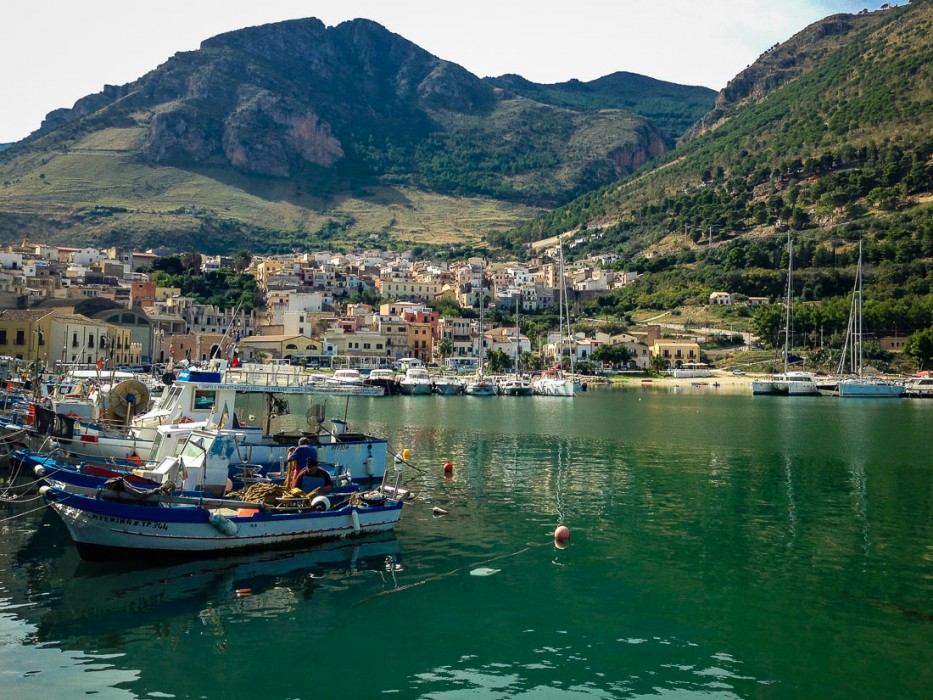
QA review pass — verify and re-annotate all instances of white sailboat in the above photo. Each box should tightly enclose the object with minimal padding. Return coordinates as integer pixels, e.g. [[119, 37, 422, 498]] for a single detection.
[[533, 240, 575, 397], [837, 242, 904, 398], [465, 278, 497, 396], [500, 296, 533, 396], [752, 235, 819, 396]]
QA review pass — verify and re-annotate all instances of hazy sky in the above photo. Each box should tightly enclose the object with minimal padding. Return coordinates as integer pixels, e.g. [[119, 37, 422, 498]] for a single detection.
[[1, 0, 896, 143]]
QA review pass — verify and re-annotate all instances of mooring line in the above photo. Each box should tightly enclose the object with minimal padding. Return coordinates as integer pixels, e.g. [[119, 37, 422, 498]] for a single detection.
[[354, 543, 541, 606]]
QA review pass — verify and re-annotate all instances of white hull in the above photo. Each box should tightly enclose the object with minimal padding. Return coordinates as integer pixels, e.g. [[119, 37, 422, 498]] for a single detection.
[[398, 381, 432, 395], [532, 377, 575, 397], [44, 488, 403, 558]]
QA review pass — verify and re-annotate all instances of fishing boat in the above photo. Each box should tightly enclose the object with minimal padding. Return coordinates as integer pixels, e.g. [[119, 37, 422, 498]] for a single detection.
[[27, 367, 391, 477], [836, 242, 904, 398], [40, 470, 405, 561]]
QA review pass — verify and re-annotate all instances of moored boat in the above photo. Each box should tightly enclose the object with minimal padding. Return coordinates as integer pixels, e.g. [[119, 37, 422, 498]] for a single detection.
[[41, 479, 404, 561]]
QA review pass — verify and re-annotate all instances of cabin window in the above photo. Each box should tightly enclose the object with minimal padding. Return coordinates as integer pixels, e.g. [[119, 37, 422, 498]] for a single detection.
[[192, 389, 217, 411]]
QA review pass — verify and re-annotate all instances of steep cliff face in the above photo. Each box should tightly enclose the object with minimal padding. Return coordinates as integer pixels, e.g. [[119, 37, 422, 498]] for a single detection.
[[4, 16, 680, 217]]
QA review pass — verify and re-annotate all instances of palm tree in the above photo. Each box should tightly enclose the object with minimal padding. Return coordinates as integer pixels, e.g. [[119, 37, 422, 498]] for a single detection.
[[437, 336, 453, 364]]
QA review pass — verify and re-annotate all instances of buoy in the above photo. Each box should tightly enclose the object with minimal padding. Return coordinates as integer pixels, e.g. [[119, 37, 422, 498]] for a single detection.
[[443, 461, 453, 473], [350, 508, 361, 534], [311, 495, 331, 511], [554, 525, 570, 542], [432, 506, 449, 516], [209, 512, 238, 536], [402, 448, 411, 461]]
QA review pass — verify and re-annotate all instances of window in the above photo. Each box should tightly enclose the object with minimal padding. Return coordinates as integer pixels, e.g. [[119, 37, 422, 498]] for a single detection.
[[192, 390, 217, 411], [72, 332, 79, 348], [15, 330, 25, 346], [0, 330, 6, 344]]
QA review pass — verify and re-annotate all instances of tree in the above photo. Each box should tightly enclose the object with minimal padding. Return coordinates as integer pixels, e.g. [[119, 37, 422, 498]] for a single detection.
[[485, 348, 513, 373], [180, 249, 202, 275], [752, 304, 786, 349], [437, 336, 453, 362], [650, 353, 667, 373], [903, 327, 933, 371], [233, 250, 252, 273], [592, 343, 631, 368]]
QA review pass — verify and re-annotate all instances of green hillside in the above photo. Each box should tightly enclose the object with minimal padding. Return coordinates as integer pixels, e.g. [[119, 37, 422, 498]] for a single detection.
[[509, 2, 933, 352]]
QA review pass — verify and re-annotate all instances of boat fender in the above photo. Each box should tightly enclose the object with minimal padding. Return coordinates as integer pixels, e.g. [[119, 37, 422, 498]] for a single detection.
[[38, 485, 50, 497], [350, 508, 361, 534], [34, 465, 46, 477], [209, 511, 238, 536], [311, 495, 331, 511], [365, 456, 374, 477]]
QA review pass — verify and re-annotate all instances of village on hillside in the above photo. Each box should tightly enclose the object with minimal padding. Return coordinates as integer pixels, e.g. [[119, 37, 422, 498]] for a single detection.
[[0, 238, 775, 374]]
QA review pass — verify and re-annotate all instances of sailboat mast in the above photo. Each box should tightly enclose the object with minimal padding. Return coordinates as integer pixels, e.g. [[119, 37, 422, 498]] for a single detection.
[[857, 240, 863, 379], [784, 235, 793, 374]]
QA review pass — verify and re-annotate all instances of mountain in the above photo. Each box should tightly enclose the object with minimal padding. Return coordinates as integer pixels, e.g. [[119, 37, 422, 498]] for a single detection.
[[511, 1, 933, 343], [487, 72, 715, 138], [0, 18, 701, 254]]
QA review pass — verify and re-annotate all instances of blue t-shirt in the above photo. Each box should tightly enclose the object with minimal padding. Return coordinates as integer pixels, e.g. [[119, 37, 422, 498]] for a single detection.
[[289, 444, 317, 469]]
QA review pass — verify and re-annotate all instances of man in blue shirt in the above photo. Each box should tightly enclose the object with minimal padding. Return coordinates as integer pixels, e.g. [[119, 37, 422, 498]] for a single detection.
[[288, 437, 332, 492]]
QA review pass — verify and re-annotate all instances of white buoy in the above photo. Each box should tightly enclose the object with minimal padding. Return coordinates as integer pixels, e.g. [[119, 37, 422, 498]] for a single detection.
[[432, 506, 449, 516], [350, 508, 361, 534]]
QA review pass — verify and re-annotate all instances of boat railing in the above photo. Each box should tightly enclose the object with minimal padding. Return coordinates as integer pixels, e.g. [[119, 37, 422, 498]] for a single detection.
[[223, 368, 309, 388]]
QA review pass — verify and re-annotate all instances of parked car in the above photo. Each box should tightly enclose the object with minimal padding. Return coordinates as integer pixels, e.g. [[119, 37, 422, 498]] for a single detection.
[[732, 369, 746, 375]]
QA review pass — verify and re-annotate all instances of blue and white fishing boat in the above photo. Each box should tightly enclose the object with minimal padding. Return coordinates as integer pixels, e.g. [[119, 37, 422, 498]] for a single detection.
[[40, 477, 405, 561]]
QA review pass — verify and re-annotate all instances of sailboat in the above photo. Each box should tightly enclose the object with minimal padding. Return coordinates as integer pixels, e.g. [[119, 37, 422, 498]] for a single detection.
[[837, 242, 904, 398], [533, 240, 575, 397], [500, 296, 533, 396], [751, 235, 819, 396], [464, 278, 497, 396]]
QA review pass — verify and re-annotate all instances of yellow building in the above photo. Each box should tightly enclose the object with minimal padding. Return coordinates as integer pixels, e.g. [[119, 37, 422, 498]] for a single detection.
[[649, 339, 702, 369], [0, 309, 54, 363]]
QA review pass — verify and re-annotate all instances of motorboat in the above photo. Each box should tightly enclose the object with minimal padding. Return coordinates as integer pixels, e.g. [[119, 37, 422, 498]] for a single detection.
[[397, 367, 433, 395], [498, 375, 533, 396], [463, 374, 497, 396], [431, 375, 463, 395]]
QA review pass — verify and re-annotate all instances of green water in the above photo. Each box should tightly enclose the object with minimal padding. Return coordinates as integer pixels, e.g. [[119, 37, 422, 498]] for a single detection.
[[1, 387, 931, 698]]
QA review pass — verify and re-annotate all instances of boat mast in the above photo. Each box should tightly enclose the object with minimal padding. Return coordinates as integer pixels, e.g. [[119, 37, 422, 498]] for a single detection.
[[856, 240, 863, 379], [558, 239, 574, 375], [784, 235, 793, 374]]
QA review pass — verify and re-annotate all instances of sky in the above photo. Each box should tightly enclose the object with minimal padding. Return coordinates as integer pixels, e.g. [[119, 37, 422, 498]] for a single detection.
[[1, 0, 898, 143]]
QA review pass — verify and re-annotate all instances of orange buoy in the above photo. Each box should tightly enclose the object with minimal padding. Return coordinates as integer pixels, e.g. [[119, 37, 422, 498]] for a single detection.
[[443, 461, 453, 473], [554, 525, 570, 542]]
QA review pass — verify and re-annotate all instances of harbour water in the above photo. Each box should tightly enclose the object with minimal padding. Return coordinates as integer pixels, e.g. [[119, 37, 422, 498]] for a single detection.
[[1, 386, 931, 698]]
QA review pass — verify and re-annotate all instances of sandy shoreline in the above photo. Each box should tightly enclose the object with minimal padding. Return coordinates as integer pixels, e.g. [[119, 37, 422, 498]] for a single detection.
[[601, 371, 757, 392]]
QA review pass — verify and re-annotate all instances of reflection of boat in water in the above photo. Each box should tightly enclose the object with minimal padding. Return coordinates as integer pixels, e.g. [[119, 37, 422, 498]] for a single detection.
[[16, 526, 401, 643]]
